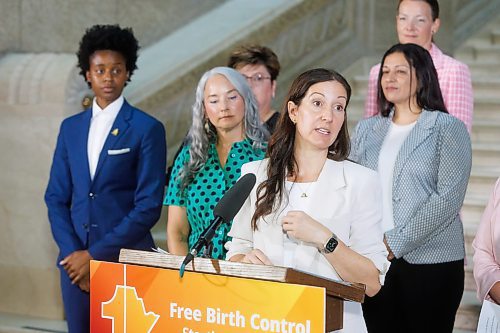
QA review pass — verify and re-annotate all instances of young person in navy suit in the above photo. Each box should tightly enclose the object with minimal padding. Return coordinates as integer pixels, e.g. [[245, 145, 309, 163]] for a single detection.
[[45, 25, 167, 333]]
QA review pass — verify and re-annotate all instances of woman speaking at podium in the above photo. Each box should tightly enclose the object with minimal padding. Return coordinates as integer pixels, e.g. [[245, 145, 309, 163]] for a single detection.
[[225, 68, 389, 332]]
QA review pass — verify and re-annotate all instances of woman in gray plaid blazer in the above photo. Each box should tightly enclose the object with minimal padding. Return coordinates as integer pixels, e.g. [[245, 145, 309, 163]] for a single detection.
[[351, 43, 472, 333]]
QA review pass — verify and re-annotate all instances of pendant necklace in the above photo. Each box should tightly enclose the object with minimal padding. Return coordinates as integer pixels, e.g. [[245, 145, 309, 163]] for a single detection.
[[294, 182, 314, 198]]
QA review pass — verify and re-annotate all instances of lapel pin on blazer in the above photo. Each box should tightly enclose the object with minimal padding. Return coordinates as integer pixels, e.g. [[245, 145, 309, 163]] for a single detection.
[[111, 128, 119, 136]]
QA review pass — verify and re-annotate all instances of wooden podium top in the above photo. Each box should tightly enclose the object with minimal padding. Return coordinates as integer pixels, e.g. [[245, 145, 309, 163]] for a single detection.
[[119, 249, 365, 303]]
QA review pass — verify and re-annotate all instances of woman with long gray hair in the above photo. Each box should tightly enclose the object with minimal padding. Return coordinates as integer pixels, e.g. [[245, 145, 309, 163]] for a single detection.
[[164, 67, 268, 259]]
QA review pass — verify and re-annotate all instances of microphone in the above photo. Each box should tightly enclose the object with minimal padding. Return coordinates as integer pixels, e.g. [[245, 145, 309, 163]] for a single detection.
[[179, 173, 256, 277]]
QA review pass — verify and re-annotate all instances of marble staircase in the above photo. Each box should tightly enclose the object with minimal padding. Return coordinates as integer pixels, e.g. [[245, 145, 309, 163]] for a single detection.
[[345, 14, 500, 333], [454, 15, 500, 332]]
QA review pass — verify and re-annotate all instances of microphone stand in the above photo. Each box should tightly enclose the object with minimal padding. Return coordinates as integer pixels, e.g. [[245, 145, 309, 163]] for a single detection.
[[179, 215, 224, 277]]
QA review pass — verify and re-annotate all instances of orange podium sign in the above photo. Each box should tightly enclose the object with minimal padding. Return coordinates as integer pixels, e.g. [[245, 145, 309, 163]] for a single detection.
[[90, 260, 325, 332]]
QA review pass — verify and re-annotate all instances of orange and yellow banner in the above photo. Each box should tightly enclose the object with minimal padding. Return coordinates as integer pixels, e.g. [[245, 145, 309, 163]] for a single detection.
[[90, 260, 325, 332]]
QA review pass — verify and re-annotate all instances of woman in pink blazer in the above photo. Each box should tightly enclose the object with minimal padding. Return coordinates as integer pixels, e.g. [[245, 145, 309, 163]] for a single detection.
[[473, 178, 500, 304]]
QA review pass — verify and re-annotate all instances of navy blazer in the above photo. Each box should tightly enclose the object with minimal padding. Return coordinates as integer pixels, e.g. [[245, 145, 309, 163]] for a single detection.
[[350, 110, 471, 264], [45, 100, 167, 262]]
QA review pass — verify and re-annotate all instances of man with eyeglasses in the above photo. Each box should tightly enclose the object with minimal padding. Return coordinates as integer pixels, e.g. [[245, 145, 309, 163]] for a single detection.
[[228, 44, 281, 133]]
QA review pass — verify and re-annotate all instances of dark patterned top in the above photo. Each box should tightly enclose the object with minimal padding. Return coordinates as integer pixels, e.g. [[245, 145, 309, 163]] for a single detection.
[[264, 111, 280, 134], [164, 139, 265, 259]]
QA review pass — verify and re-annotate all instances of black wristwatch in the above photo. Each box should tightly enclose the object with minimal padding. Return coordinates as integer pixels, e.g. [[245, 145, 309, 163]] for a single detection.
[[322, 233, 338, 253]]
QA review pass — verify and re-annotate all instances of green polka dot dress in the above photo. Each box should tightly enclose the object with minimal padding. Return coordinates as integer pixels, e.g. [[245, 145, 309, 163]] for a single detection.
[[164, 139, 265, 259]]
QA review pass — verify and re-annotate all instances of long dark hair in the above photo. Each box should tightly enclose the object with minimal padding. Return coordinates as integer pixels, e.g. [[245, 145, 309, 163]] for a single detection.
[[377, 43, 447, 116], [251, 68, 351, 229]]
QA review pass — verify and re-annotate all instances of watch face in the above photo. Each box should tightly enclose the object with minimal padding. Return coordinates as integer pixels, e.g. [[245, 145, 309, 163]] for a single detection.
[[325, 237, 338, 253]]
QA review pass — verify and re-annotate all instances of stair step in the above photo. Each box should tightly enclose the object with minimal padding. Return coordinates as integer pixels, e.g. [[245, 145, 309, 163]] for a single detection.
[[492, 29, 500, 45], [471, 118, 500, 144], [462, 221, 479, 254], [342, 56, 380, 79], [472, 77, 500, 98], [347, 96, 365, 119], [346, 100, 365, 133], [472, 143, 500, 167], [464, 268, 476, 294], [456, 45, 500, 62], [454, 290, 481, 332], [462, 33, 494, 49], [462, 192, 489, 228], [0, 313, 67, 333], [469, 166, 500, 182], [351, 75, 369, 96], [473, 97, 500, 121], [463, 191, 489, 209], [466, 166, 500, 197], [461, 29, 500, 50], [468, 60, 500, 76], [464, 253, 476, 292], [346, 96, 370, 133]]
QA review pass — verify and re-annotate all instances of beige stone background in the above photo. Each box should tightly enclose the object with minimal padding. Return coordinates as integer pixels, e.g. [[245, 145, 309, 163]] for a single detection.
[[0, 1, 499, 330], [0, 0, 227, 320]]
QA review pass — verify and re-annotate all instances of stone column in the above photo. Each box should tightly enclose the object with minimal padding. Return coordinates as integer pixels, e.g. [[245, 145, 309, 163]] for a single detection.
[[0, 53, 89, 319]]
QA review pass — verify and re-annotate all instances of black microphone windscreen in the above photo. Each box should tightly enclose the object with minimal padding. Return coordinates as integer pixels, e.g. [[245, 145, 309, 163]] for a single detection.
[[213, 173, 256, 222]]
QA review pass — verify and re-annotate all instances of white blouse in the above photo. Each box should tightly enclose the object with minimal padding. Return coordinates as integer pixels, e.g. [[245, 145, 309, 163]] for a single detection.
[[378, 121, 416, 232]]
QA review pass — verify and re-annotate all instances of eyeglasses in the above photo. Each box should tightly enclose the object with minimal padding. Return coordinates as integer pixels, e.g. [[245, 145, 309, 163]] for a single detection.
[[243, 73, 272, 84]]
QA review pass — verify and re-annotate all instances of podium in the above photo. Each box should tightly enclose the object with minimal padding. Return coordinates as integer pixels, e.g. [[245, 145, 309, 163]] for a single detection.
[[90, 249, 365, 332]]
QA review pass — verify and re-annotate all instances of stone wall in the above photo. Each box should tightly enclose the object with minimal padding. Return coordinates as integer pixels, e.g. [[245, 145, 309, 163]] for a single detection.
[[0, 53, 78, 318], [0, 0, 226, 54]]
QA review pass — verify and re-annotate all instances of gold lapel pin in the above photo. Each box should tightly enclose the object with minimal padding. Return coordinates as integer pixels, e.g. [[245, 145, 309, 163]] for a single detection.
[[111, 128, 119, 136]]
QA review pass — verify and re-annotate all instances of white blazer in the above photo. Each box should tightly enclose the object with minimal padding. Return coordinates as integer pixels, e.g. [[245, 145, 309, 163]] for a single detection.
[[226, 158, 389, 333]]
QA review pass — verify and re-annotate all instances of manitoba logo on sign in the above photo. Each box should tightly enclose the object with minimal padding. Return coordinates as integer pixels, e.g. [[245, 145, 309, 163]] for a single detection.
[[102, 285, 159, 333]]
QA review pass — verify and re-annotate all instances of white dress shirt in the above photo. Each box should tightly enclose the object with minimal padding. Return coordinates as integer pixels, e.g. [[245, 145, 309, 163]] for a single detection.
[[87, 96, 124, 180]]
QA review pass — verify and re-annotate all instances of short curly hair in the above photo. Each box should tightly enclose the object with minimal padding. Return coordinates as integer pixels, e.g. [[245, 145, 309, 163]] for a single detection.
[[77, 24, 139, 87]]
